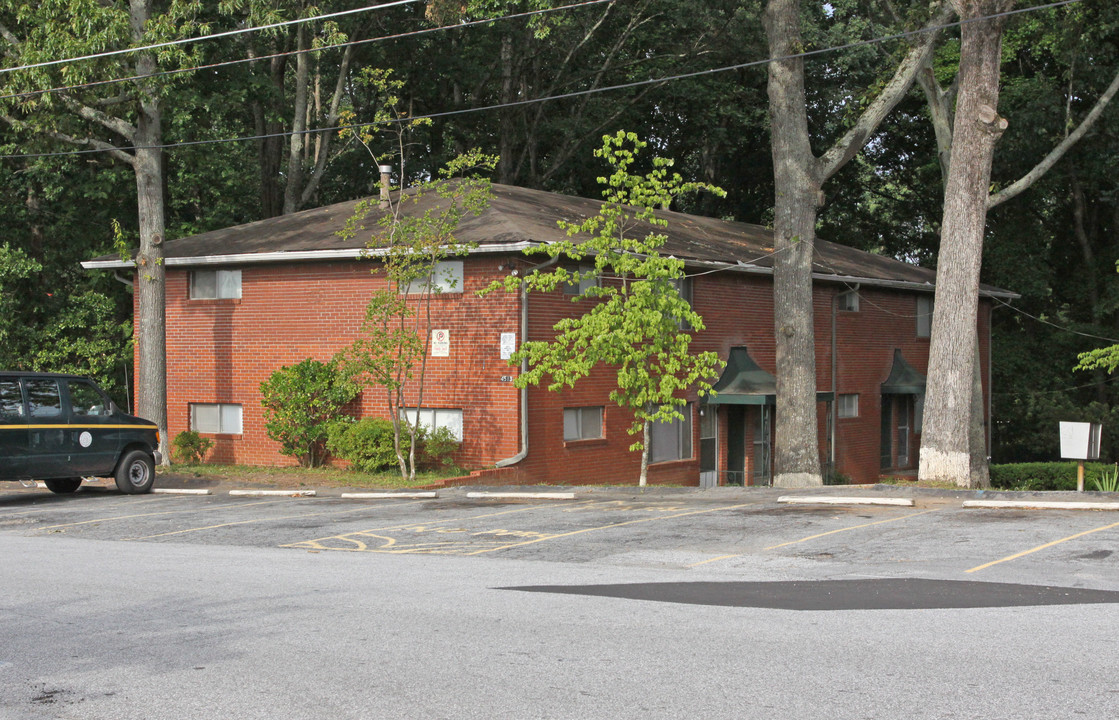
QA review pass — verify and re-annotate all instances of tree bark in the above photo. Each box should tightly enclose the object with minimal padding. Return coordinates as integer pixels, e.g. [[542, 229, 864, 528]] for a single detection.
[[130, 0, 168, 465], [765, 0, 823, 487], [283, 26, 310, 215], [919, 0, 1013, 486]]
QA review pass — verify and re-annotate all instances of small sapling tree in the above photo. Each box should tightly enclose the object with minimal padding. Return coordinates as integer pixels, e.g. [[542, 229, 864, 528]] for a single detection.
[[340, 140, 496, 481], [485, 132, 725, 486]]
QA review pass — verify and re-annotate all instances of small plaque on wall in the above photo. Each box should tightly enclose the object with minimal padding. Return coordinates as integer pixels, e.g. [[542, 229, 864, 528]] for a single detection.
[[500, 332, 516, 360]]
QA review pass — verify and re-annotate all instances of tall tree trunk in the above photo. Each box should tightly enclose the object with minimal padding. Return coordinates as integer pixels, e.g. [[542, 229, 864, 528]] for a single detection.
[[765, 0, 823, 487], [498, 32, 516, 185], [131, 0, 168, 464], [919, 0, 1012, 486], [283, 26, 310, 215]]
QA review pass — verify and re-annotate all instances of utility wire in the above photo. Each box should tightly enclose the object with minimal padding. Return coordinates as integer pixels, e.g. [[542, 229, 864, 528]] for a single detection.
[[994, 297, 1119, 344], [0, 0, 615, 103], [0, 0, 423, 77], [0, 0, 1087, 161]]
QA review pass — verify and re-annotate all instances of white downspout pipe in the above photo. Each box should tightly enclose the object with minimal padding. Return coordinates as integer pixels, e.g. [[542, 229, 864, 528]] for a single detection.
[[495, 256, 559, 468]]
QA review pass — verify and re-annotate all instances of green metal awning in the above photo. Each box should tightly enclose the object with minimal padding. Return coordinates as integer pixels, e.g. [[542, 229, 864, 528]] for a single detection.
[[706, 347, 833, 405], [881, 349, 926, 395]]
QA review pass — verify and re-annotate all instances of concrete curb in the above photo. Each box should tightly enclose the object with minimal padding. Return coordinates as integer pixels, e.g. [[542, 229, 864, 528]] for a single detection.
[[963, 500, 1119, 511], [339, 492, 439, 499], [778, 496, 915, 507], [153, 488, 212, 495], [228, 489, 316, 498], [467, 491, 577, 500]]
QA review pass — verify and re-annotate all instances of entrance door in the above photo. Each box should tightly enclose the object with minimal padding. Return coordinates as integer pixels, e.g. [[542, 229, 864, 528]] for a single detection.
[[726, 406, 746, 486], [896, 395, 911, 468], [699, 408, 718, 488], [752, 406, 772, 486]]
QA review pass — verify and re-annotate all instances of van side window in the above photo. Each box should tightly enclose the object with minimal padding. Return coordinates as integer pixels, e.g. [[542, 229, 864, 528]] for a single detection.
[[0, 380, 23, 423], [68, 380, 109, 418], [26, 379, 62, 418]]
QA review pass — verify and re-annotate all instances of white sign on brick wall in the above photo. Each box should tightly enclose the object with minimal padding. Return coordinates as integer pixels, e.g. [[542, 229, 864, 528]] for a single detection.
[[500, 332, 516, 360], [431, 329, 450, 357]]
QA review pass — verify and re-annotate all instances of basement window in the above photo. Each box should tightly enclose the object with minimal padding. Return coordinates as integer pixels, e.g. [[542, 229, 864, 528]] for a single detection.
[[401, 407, 463, 442], [191, 269, 242, 300], [649, 403, 693, 463], [838, 394, 859, 419], [563, 406, 603, 441], [191, 403, 242, 434]]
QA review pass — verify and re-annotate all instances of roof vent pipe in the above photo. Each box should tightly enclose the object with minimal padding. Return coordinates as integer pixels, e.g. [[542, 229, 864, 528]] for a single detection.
[[378, 164, 392, 210]]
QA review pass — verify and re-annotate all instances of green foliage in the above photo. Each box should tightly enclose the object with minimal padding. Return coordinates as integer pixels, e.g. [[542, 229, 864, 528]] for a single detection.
[[484, 132, 725, 484], [1093, 465, 1119, 493], [326, 417, 398, 473], [259, 358, 359, 467], [342, 150, 495, 482], [418, 425, 460, 470], [988, 462, 1113, 492], [171, 430, 214, 464]]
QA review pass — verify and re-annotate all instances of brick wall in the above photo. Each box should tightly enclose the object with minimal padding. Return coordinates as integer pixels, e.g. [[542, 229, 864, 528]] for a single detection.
[[143, 256, 993, 486]]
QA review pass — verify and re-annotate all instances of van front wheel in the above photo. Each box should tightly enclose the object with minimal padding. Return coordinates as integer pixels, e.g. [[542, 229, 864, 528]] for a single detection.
[[45, 478, 82, 494], [115, 450, 155, 494]]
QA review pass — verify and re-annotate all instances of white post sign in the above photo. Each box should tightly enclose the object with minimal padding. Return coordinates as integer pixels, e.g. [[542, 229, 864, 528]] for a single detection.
[[431, 329, 450, 357], [500, 332, 516, 360]]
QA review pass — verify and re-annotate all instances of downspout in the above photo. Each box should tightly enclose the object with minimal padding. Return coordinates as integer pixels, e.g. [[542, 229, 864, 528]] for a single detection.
[[830, 286, 839, 480], [495, 255, 560, 467], [986, 302, 993, 457]]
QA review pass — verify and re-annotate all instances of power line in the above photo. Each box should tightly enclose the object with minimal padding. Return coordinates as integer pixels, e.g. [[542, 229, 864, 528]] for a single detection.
[[0, 0, 1088, 161], [994, 297, 1119, 344], [0, 0, 423, 76], [0, 0, 614, 103]]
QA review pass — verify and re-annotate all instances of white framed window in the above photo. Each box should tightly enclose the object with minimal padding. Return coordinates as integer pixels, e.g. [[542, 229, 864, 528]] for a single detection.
[[917, 296, 934, 338], [191, 403, 243, 434], [191, 269, 242, 299], [404, 261, 464, 295], [838, 290, 859, 312], [649, 402, 693, 464], [402, 407, 463, 441], [563, 265, 599, 296], [563, 406, 603, 441], [838, 394, 859, 419]]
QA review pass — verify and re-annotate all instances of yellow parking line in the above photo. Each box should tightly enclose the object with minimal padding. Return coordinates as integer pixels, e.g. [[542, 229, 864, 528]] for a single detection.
[[125, 501, 431, 540], [762, 509, 940, 551], [966, 520, 1119, 573], [284, 504, 561, 550], [35, 499, 288, 531], [686, 554, 741, 568], [685, 509, 939, 567], [464, 503, 760, 555]]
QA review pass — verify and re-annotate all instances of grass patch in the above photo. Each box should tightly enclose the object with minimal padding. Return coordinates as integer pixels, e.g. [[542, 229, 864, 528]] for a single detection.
[[158, 463, 464, 489]]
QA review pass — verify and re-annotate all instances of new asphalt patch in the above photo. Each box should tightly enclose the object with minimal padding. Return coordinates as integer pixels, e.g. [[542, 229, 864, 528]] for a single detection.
[[499, 578, 1119, 611]]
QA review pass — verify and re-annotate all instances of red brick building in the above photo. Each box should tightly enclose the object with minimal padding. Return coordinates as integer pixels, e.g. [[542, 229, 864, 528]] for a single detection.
[[85, 184, 1010, 485]]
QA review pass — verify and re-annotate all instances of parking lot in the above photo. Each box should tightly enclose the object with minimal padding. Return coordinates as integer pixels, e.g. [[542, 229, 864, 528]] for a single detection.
[[4, 482, 1119, 720], [3, 483, 1119, 592]]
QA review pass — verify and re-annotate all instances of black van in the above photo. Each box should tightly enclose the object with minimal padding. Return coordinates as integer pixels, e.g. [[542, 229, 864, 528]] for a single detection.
[[0, 372, 160, 494]]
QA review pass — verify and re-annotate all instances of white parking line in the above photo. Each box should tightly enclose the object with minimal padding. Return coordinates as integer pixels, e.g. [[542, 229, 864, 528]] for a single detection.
[[467, 492, 577, 500], [228, 490, 316, 498], [778, 496, 915, 507], [153, 488, 213, 495], [340, 492, 439, 499], [963, 500, 1119, 511]]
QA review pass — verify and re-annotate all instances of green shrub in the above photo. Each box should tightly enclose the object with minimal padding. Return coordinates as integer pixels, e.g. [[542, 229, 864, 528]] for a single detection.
[[171, 430, 213, 464], [989, 462, 1111, 491], [418, 425, 461, 469], [259, 358, 359, 467], [326, 417, 398, 472]]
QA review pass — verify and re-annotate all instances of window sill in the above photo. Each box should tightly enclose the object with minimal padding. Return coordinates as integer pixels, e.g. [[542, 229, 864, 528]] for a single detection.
[[188, 298, 242, 305], [649, 456, 694, 467], [563, 438, 607, 449]]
